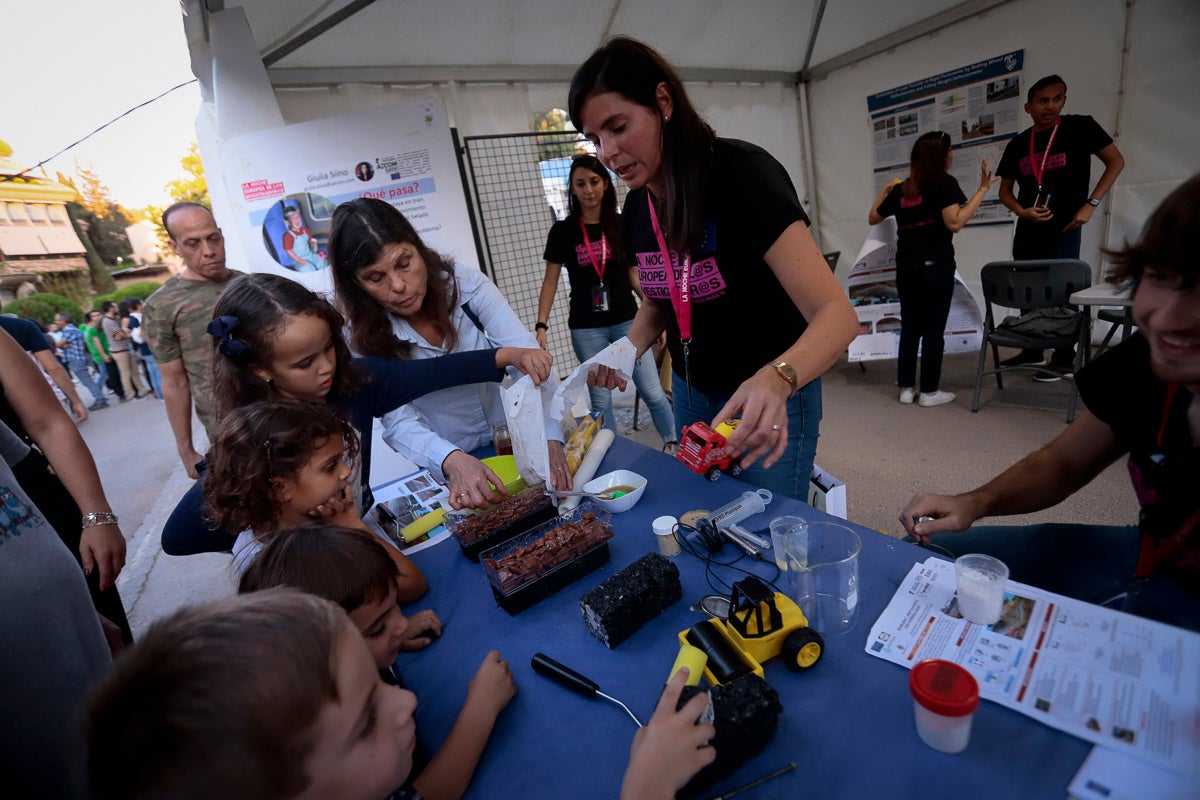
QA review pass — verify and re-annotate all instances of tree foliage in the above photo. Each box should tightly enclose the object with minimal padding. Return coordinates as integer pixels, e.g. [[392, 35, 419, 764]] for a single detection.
[[531, 109, 584, 161], [5, 293, 84, 328], [70, 162, 133, 267], [65, 203, 116, 294], [165, 142, 209, 206]]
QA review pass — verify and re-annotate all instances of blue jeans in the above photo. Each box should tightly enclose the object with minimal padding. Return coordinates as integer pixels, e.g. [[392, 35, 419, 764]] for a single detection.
[[571, 321, 676, 442], [67, 358, 106, 404], [140, 351, 163, 398], [671, 372, 822, 502], [914, 522, 1200, 632]]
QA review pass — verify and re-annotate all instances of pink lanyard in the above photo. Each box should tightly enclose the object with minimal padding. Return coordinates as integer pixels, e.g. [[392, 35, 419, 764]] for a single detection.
[[1029, 118, 1061, 193], [646, 194, 692, 342], [646, 193, 695, 403], [577, 220, 607, 285]]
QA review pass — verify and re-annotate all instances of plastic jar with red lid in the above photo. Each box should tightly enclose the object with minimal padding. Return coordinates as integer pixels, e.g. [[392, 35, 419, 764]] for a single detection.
[[909, 659, 980, 753]]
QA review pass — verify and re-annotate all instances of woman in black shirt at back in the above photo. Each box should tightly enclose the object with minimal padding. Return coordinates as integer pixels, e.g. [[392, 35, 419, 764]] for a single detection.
[[869, 131, 997, 407]]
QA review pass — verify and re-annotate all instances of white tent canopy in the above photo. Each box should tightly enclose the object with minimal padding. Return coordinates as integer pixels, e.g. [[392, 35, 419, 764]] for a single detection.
[[181, 0, 1200, 294]]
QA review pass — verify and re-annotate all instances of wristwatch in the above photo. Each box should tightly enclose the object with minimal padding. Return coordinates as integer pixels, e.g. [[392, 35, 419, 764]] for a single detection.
[[769, 360, 799, 396], [1087, 198, 1101, 207], [535, 322, 549, 331]]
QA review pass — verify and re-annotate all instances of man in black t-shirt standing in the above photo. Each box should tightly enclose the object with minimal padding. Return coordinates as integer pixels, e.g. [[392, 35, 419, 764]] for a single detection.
[[996, 74, 1125, 378]]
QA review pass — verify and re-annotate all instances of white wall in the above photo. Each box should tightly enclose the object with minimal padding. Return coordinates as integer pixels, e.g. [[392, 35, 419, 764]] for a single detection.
[[807, 0, 1200, 300]]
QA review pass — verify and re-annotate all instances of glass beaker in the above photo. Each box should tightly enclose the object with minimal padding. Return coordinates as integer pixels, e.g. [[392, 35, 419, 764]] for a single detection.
[[786, 521, 862, 636]]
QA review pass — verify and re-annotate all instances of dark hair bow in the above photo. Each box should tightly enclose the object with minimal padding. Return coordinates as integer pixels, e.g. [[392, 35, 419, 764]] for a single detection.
[[207, 315, 248, 358]]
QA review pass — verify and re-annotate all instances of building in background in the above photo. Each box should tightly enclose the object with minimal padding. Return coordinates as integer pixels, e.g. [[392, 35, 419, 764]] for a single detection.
[[0, 155, 88, 303]]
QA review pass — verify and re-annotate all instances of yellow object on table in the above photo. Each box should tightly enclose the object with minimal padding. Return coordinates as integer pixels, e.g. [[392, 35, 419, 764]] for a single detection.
[[564, 411, 603, 475]]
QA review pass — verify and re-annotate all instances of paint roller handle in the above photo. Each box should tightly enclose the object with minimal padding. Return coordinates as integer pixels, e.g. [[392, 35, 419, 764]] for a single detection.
[[531, 653, 598, 697]]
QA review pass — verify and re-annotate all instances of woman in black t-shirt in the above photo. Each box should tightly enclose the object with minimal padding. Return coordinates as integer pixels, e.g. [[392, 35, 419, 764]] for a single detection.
[[536, 155, 676, 446], [869, 131, 996, 407], [570, 38, 858, 500]]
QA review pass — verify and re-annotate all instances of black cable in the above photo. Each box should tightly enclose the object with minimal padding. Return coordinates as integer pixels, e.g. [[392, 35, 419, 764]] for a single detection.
[[674, 523, 784, 596], [3, 79, 198, 182]]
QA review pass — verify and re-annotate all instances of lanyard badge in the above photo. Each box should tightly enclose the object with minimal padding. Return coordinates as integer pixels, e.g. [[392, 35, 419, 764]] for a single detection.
[[646, 194, 693, 406], [579, 221, 610, 312]]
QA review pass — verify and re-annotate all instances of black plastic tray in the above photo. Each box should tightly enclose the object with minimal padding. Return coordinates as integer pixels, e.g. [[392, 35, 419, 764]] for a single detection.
[[453, 503, 560, 562], [490, 542, 611, 615]]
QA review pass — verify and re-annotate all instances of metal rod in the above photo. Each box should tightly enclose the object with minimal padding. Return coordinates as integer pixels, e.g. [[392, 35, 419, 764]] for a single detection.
[[596, 690, 644, 728], [706, 762, 796, 800]]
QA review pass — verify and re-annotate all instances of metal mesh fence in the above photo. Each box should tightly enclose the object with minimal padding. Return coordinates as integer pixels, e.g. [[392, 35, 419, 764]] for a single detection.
[[462, 131, 629, 378]]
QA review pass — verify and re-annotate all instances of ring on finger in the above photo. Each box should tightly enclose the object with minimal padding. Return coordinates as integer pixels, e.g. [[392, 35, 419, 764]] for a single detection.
[[771, 424, 781, 431]]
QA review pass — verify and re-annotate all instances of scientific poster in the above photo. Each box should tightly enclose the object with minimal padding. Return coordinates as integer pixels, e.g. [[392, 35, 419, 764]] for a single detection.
[[844, 219, 983, 363], [868, 50, 1024, 225], [216, 98, 477, 293]]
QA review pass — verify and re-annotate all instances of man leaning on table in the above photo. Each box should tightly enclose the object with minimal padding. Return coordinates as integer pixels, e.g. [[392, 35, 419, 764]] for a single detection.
[[902, 175, 1200, 633]]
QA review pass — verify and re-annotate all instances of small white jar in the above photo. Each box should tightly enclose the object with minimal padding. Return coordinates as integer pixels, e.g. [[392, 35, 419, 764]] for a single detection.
[[652, 515, 680, 557], [909, 659, 980, 753]]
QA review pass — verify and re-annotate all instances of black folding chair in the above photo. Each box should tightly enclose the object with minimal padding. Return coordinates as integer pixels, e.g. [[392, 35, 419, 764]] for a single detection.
[[971, 260, 1092, 422]]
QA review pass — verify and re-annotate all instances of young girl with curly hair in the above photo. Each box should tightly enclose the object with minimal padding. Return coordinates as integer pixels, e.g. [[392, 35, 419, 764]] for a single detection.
[[203, 399, 428, 602]]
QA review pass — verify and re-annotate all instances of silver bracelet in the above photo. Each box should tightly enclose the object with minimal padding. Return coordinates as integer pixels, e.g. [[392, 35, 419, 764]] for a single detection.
[[82, 511, 119, 529]]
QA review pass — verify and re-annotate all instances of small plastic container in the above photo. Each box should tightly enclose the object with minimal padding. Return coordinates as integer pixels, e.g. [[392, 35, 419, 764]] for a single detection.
[[954, 553, 1009, 625], [445, 481, 557, 562], [909, 659, 980, 753], [653, 515, 680, 557], [481, 501, 614, 614]]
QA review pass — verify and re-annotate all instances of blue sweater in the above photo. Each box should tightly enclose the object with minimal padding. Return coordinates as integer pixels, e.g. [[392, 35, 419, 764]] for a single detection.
[[161, 349, 503, 555]]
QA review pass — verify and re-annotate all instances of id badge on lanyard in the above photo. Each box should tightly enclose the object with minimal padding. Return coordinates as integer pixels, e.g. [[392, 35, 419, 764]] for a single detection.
[[646, 195, 694, 405], [579, 221, 610, 312]]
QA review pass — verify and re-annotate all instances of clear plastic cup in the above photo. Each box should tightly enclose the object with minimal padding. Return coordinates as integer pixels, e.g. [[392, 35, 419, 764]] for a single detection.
[[954, 553, 1009, 626], [768, 515, 806, 571], [910, 659, 979, 753]]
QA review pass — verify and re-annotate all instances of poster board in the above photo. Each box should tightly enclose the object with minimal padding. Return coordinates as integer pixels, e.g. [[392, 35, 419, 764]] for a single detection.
[[216, 98, 477, 293], [845, 220, 983, 363], [867, 50, 1024, 225]]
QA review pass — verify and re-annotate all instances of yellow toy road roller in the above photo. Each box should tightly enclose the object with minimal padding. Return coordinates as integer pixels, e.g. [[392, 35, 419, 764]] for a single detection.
[[674, 576, 824, 685]]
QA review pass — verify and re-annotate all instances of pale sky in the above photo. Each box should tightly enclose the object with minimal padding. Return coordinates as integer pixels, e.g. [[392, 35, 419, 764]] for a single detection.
[[6, 1, 203, 210]]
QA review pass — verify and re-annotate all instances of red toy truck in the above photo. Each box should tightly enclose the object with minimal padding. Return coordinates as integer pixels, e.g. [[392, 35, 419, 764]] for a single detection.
[[676, 420, 743, 482]]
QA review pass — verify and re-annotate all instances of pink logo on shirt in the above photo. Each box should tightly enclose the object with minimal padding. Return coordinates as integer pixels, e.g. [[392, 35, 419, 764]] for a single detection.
[[1018, 152, 1067, 177], [635, 251, 726, 302], [573, 240, 611, 267], [899, 195, 923, 209]]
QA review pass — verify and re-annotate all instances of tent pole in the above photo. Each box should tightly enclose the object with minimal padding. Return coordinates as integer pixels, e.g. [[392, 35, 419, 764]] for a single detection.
[[798, 81, 821, 251], [1099, 0, 1135, 277]]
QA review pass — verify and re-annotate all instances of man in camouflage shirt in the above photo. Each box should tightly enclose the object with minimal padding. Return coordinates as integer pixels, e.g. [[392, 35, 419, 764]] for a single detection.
[[144, 203, 241, 478]]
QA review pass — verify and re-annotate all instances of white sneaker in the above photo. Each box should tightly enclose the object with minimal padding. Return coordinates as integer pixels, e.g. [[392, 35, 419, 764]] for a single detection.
[[919, 390, 956, 407], [898, 387, 915, 405]]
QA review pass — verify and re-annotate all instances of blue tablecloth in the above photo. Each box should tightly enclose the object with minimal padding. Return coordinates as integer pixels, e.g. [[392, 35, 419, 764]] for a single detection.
[[396, 437, 1089, 798]]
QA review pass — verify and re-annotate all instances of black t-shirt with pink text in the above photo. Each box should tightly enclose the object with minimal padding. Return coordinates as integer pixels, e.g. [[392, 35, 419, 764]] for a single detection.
[[543, 219, 638, 328], [997, 114, 1113, 254], [877, 175, 967, 264], [620, 138, 810, 395]]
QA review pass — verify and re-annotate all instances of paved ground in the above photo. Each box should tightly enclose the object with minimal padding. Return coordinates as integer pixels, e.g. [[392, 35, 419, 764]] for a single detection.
[[86, 351, 1135, 638]]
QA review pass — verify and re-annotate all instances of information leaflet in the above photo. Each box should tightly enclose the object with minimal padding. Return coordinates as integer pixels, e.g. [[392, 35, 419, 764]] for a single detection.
[[866, 557, 1200, 778]]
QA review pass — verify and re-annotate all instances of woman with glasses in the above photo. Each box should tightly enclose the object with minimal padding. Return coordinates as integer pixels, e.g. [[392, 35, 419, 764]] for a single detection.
[[869, 131, 998, 407]]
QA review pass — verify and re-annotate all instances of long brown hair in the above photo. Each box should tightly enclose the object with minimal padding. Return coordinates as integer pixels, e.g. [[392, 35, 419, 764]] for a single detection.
[[566, 154, 623, 265], [210, 273, 363, 420], [569, 36, 716, 254], [904, 131, 951, 199], [329, 197, 459, 359]]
